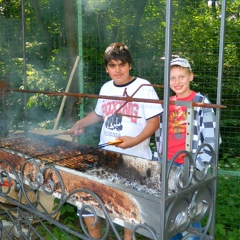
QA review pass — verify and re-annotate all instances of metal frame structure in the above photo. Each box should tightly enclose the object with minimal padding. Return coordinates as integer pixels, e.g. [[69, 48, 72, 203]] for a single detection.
[[0, 129, 217, 240], [0, 0, 226, 239]]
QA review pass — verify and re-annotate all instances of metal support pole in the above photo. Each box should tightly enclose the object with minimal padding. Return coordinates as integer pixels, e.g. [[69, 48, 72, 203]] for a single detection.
[[210, 0, 227, 238], [77, 0, 84, 120], [161, 0, 172, 239], [21, 0, 28, 132]]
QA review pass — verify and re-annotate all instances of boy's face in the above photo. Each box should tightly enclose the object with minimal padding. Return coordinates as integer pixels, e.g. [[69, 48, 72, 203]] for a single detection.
[[106, 60, 131, 85], [170, 66, 193, 98]]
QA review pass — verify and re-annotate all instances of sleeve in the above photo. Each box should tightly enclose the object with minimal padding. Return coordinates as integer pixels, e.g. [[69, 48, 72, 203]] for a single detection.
[[155, 114, 163, 154], [195, 96, 218, 170], [142, 85, 163, 120], [95, 98, 103, 116], [94, 85, 106, 116]]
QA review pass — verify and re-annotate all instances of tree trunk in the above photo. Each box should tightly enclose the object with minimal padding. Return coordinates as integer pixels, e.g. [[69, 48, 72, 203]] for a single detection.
[[31, 0, 52, 54], [63, 0, 79, 125], [130, 1, 148, 50]]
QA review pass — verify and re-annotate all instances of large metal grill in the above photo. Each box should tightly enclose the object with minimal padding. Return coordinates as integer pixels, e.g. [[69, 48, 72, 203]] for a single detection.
[[0, 131, 215, 239]]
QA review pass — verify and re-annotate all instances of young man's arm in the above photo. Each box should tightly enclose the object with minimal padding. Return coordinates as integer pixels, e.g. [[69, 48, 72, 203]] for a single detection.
[[71, 111, 102, 136], [116, 115, 160, 149]]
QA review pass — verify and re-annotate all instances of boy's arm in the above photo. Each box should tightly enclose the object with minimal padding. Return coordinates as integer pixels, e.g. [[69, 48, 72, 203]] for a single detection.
[[116, 115, 160, 149], [71, 111, 102, 136], [135, 115, 160, 144], [195, 106, 217, 170]]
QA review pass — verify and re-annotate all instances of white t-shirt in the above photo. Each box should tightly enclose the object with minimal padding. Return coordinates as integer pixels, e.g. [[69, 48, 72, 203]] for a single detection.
[[95, 77, 163, 159]]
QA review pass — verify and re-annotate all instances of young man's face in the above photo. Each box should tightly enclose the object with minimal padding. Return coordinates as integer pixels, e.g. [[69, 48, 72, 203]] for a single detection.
[[169, 66, 193, 98], [106, 60, 131, 85]]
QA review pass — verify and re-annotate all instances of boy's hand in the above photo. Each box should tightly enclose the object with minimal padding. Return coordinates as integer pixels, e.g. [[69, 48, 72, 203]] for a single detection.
[[114, 136, 138, 149], [70, 122, 85, 137]]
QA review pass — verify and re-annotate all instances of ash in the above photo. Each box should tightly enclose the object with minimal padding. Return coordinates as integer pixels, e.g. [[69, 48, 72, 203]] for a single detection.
[[85, 167, 161, 197]]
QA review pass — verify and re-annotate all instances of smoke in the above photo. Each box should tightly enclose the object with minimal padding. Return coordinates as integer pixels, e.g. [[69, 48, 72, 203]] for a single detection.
[[83, 0, 110, 13]]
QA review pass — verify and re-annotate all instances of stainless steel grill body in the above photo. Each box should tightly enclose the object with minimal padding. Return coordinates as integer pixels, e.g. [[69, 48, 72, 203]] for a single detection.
[[0, 132, 216, 239]]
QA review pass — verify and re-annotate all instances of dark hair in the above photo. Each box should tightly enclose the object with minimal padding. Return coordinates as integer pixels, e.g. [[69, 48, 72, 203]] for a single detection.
[[104, 42, 132, 67]]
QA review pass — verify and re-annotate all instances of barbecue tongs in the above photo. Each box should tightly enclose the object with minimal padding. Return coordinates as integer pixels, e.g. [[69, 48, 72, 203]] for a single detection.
[[96, 139, 123, 149]]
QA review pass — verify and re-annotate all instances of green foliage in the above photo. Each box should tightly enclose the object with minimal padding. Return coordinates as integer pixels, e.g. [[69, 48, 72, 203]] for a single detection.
[[3, 49, 68, 130], [37, 199, 80, 239], [219, 154, 240, 171], [215, 173, 240, 239]]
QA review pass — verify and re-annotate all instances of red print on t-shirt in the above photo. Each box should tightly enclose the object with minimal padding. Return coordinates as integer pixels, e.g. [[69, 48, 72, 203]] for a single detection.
[[102, 100, 139, 123], [169, 108, 187, 140]]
